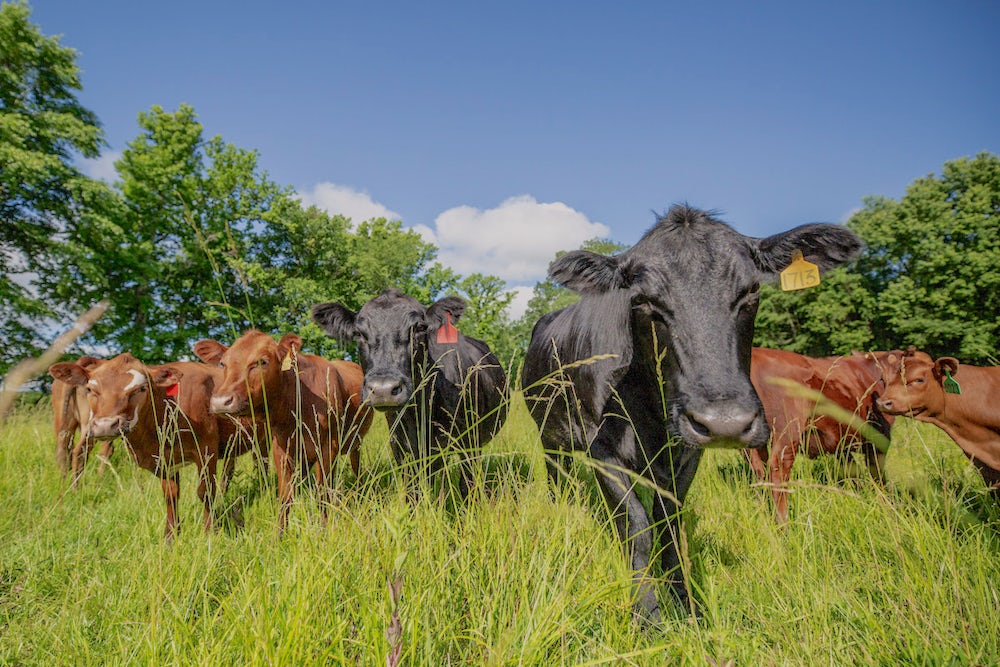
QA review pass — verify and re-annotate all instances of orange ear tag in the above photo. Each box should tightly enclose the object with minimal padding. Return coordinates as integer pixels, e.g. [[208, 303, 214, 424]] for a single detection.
[[280, 351, 293, 371], [780, 250, 821, 291], [165, 383, 180, 398], [436, 312, 459, 344]]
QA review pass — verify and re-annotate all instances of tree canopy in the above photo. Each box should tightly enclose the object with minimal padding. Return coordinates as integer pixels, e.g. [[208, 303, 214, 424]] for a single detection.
[[0, 0, 105, 368], [754, 152, 1000, 364], [3, 2, 999, 376]]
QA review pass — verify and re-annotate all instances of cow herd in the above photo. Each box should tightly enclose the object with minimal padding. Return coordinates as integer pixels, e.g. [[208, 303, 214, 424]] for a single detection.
[[42, 205, 1000, 622]]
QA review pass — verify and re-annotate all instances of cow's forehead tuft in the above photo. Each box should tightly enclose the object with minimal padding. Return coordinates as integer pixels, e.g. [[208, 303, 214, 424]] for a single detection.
[[227, 332, 276, 360], [358, 297, 425, 327]]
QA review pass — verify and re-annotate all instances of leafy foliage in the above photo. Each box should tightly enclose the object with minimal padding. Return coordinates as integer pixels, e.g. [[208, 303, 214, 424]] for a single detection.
[[0, 0, 105, 370], [849, 152, 1000, 363], [756, 152, 1000, 362]]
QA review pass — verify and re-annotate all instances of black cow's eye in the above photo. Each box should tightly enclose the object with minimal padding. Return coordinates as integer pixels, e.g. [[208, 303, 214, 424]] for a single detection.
[[137, 385, 147, 393]]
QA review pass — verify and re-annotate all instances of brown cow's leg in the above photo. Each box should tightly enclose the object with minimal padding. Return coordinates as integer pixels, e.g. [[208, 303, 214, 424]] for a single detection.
[[56, 429, 74, 480], [197, 457, 219, 533], [273, 441, 295, 535], [771, 440, 797, 525], [161, 474, 181, 541], [96, 440, 114, 475], [744, 446, 769, 482], [315, 444, 338, 522], [70, 437, 95, 488]]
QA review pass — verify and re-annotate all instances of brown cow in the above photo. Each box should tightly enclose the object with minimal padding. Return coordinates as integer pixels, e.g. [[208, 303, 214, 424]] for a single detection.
[[875, 347, 1000, 498], [193, 331, 373, 534], [48, 353, 254, 539], [50, 356, 113, 482], [747, 347, 894, 523]]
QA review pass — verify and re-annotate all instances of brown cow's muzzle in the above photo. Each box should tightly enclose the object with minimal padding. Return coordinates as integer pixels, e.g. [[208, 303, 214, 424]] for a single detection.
[[210, 393, 250, 416], [875, 397, 919, 417], [88, 414, 133, 439]]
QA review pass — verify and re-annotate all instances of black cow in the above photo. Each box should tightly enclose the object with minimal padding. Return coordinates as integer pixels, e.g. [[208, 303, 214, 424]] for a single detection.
[[311, 289, 509, 496], [522, 204, 863, 621]]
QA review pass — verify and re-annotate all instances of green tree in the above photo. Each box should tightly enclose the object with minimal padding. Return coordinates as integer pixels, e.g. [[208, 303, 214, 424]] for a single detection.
[[82, 104, 286, 362], [249, 205, 456, 358], [848, 152, 1000, 363], [0, 0, 105, 371], [752, 269, 876, 355], [455, 273, 516, 364]]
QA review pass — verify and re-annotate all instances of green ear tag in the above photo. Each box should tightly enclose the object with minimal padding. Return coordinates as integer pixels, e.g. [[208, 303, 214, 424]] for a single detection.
[[943, 370, 961, 395]]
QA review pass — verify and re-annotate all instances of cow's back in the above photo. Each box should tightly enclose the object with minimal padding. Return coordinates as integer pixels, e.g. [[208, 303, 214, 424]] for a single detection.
[[750, 348, 818, 451], [803, 354, 892, 455], [429, 334, 509, 443], [523, 296, 635, 455]]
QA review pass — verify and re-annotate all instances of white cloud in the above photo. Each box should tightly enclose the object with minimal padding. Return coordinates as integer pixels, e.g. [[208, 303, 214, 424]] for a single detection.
[[505, 285, 535, 320], [299, 182, 402, 223], [79, 151, 121, 182], [424, 195, 609, 283]]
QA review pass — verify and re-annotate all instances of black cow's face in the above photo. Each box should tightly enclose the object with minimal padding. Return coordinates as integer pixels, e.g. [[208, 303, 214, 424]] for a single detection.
[[311, 290, 465, 410], [551, 206, 863, 449]]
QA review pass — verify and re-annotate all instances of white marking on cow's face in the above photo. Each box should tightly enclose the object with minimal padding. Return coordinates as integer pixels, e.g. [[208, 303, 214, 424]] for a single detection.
[[123, 369, 147, 392], [88, 379, 98, 387], [126, 404, 141, 432]]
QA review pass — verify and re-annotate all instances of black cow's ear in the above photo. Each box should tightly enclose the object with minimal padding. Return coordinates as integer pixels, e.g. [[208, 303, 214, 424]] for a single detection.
[[427, 296, 466, 327], [549, 250, 626, 294], [311, 302, 358, 342], [753, 224, 864, 278]]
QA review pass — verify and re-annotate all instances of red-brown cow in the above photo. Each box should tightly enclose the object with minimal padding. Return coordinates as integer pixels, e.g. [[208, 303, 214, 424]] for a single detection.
[[875, 347, 1000, 498], [747, 347, 894, 523], [49, 353, 254, 539], [193, 331, 373, 534], [50, 356, 113, 482]]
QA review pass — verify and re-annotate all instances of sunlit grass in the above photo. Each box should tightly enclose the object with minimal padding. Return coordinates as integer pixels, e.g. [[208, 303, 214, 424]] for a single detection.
[[1, 397, 998, 665]]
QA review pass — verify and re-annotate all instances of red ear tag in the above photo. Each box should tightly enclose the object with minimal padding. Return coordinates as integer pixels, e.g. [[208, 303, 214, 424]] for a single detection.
[[165, 383, 180, 398], [436, 312, 459, 345]]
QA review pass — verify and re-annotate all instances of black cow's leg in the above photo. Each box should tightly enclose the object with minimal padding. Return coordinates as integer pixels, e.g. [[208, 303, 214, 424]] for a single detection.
[[590, 427, 661, 623], [650, 445, 703, 615]]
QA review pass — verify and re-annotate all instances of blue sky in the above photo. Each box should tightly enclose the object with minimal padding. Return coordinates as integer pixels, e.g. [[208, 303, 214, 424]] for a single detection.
[[28, 1, 1000, 315]]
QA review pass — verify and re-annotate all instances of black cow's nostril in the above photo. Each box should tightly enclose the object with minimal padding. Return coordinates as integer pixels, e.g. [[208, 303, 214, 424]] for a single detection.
[[685, 412, 712, 438], [391, 384, 402, 396]]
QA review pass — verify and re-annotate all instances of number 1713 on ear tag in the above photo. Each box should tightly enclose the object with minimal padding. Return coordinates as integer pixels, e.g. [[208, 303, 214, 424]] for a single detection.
[[780, 250, 820, 291]]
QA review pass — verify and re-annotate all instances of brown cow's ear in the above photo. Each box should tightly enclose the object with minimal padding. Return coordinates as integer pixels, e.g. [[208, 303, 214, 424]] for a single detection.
[[193, 339, 227, 365], [49, 362, 89, 386], [149, 365, 183, 387], [277, 333, 303, 359], [77, 356, 103, 370], [935, 357, 960, 377]]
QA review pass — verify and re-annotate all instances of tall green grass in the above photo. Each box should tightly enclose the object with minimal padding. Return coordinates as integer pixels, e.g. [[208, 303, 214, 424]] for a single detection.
[[1, 396, 998, 665]]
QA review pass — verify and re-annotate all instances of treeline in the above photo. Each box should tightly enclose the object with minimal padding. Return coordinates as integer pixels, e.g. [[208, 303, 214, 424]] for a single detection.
[[3, 1, 999, 377]]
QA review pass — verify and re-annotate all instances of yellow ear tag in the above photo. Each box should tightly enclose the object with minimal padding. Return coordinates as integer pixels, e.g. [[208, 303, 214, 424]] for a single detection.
[[780, 250, 820, 291], [280, 351, 293, 371]]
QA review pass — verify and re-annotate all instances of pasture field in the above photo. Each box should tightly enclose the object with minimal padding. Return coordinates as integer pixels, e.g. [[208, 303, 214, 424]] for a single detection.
[[1, 394, 999, 666]]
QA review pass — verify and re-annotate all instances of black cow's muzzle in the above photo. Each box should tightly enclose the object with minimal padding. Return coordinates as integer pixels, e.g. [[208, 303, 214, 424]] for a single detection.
[[362, 373, 411, 409], [678, 399, 769, 449]]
